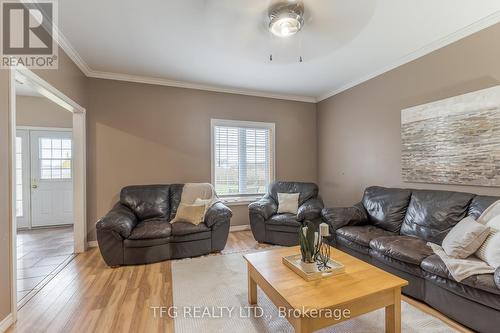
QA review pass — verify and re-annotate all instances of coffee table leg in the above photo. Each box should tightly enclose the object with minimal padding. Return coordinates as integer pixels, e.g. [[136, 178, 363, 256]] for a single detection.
[[385, 288, 401, 333], [295, 318, 311, 333], [248, 267, 257, 305]]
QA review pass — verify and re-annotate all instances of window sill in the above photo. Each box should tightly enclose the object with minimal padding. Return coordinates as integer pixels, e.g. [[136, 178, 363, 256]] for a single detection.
[[220, 196, 262, 206]]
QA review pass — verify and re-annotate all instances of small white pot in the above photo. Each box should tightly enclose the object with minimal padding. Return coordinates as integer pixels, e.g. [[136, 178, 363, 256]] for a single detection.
[[300, 261, 317, 273]]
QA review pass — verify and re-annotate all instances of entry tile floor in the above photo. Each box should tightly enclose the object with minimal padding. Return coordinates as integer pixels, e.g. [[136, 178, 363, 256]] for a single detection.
[[16, 226, 75, 305]]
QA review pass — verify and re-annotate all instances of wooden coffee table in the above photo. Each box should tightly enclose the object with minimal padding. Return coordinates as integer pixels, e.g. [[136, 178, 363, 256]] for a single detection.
[[244, 246, 408, 333]]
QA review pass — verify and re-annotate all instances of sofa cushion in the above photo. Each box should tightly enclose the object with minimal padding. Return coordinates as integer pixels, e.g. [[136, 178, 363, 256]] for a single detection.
[[269, 181, 318, 206], [336, 234, 371, 255], [362, 186, 412, 233], [120, 185, 170, 220], [400, 189, 474, 245], [128, 218, 171, 240], [123, 237, 170, 248], [468, 195, 500, 220], [336, 225, 395, 247], [171, 231, 211, 242], [266, 213, 302, 233], [369, 235, 433, 265], [267, 213, 301, 227], [422, 254, 500, 310], [370, 250, 426, 277], [425, 273, 500, 312], [171, 221, 210, 236]]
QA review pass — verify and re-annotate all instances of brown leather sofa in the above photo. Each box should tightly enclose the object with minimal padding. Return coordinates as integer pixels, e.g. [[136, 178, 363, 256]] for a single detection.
[[322, 186, 500, 333], [96, 184, 232, 266], [248, 181, 323, 246]]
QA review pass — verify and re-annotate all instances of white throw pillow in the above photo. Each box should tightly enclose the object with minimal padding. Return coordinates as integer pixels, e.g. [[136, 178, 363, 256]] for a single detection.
[[475, 215, 500, 268], [277, 193, 300, 214], [442, 216, 490, 258], [477, 200, 500, 224]]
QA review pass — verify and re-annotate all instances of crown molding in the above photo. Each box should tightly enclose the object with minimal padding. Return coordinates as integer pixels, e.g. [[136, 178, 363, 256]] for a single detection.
[[317, 10, 500, 102], [56, 29, 92, 76], [86, 70, 317, 103]]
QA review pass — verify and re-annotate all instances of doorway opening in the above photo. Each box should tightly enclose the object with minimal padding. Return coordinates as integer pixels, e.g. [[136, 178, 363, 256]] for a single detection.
[[9, 67, 86, 318], [15, 126, 75, 305]]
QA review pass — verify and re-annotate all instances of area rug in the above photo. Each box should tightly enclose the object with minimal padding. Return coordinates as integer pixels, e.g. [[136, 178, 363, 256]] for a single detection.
[[172, 250, 457, 333]]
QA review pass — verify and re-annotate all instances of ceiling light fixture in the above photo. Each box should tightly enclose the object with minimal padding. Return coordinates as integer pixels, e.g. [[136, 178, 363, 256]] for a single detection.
[[268, 2, 304, 38]]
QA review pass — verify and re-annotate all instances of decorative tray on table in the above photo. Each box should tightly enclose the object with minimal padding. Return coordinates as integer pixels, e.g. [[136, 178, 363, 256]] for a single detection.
[[282, 254, 345, 282]]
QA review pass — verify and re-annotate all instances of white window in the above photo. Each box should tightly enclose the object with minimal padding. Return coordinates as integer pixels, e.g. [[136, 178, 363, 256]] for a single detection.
[[211, 119, 275, 200], [16, 137, 23, 217], [39, 137, 72, 180]]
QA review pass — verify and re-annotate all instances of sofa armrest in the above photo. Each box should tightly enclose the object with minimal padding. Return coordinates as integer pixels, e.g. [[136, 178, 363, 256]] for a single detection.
[[495, 267, 500, 290], [248, 195, 277, 220], [297, 197, 324, 222], [96, 203, 138, 239], [321, 202, 368, 233], [205, 202, 232, 228]]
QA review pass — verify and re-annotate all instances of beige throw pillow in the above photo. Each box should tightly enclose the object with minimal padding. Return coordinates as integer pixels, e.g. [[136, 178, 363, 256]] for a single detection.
[[171, 203, 206, 225], [442, 216, 490, 258], [475, 215, 500, 268], [277, 193, 300, 214]]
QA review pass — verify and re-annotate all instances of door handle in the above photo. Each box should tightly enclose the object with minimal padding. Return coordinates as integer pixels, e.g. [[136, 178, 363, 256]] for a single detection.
[[32, 184, 38, 189]]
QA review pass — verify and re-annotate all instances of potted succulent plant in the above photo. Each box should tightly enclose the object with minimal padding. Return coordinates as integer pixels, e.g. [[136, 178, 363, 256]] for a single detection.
[[299, 221, 320, 272]]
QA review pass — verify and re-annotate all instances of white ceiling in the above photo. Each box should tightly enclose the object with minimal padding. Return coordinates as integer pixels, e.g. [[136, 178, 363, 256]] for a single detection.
[[58, 0, 500, 102]]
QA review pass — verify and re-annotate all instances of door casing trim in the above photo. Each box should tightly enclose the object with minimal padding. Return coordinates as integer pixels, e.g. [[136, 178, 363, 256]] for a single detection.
[[9, 66, 87, 323]]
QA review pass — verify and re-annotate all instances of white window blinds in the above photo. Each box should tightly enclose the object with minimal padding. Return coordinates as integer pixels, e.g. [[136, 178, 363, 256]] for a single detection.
[[212, 120, 274, 197]]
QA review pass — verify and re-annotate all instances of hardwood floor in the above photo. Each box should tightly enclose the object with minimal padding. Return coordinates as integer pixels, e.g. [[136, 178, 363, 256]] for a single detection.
[[7, 230, 264, 333], [7, 230, 470, 333]]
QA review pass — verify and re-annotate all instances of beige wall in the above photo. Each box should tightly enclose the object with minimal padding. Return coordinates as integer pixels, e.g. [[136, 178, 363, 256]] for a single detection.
[[16, 96, 73, 128], [86, 78, 318, 239], [317, 23, 500, 207], [0, 49, 87, 321]]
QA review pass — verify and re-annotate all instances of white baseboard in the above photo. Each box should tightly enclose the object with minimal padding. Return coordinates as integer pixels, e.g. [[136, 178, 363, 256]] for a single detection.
[[87, 240, 98, 248], [230, 224, 250, 232], [0, 313, 13, 333]]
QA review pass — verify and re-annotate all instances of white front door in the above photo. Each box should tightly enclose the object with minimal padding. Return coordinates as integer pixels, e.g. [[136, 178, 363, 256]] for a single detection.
[[30, 130, 74, 227]]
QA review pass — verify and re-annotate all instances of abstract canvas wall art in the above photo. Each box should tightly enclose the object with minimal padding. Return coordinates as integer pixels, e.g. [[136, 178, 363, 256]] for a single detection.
[[401, 85, 500, 187]]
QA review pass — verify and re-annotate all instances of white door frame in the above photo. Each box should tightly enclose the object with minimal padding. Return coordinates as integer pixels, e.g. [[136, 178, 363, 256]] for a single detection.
[[9, 66, 87, 321]]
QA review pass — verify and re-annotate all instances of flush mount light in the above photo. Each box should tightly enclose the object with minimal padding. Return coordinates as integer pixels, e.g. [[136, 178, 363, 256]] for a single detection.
[[268, 2, 304, 38]]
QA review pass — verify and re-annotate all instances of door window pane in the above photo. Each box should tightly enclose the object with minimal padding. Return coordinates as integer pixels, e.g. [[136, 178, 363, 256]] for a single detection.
[[41, 149, 52, 158], [39, 137, 72, 180], [41, 169, 52, 179]]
